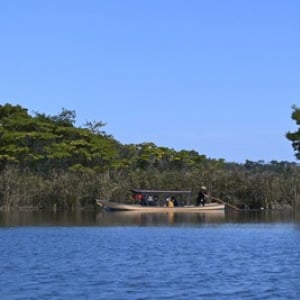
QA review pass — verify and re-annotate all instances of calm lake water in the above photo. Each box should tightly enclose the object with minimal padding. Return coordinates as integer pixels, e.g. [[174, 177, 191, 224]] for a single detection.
[[1, 210, 300, 300]]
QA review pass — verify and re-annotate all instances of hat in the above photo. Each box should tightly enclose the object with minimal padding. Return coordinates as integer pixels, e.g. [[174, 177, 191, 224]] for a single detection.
[[201, 186, 207, 190]]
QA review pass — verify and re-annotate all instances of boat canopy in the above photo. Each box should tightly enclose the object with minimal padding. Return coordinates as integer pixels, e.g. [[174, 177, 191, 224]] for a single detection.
[[130, 189, 192, 194]]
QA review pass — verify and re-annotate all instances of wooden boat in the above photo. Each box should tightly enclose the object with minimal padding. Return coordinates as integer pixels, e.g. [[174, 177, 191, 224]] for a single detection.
[[96, 189, 227, 212], [95, 199, 225, 212]]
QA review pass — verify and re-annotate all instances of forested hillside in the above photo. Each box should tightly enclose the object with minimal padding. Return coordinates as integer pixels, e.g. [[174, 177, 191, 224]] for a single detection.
[[0, 103, 299, 210]]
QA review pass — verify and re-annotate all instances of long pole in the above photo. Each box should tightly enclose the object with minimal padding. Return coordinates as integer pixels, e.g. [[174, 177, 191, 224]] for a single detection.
[[210, 196, 241, 211]]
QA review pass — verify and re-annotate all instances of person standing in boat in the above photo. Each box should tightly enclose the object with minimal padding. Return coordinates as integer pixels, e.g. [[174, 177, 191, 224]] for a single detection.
[[196, 186, 209, 206]]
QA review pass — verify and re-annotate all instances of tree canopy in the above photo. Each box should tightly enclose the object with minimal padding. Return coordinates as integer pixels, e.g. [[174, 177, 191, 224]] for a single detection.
[[286, 105, 300, 160], [0, 103, 119, 172]]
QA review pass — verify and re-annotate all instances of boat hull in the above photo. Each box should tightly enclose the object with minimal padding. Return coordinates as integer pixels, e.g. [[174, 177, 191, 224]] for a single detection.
[[96, 199, 225, 212]]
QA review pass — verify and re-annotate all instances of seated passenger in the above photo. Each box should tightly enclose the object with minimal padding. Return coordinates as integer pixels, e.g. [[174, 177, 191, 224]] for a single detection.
[[136, 193, 146, 206], [146, 195, 154, 206], [167, 197, 174, 208], [171, 196, 178, 207]]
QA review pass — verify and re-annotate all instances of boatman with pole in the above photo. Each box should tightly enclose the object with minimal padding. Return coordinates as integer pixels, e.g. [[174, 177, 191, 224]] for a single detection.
[[196, 186, 209, 206]]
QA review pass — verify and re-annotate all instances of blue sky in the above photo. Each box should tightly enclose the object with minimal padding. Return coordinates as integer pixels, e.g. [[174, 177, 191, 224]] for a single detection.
[[1, 0, 299, 163]]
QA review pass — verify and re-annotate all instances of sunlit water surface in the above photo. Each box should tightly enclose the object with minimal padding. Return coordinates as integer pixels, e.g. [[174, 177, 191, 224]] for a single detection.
[[1, 210, 300, 300]]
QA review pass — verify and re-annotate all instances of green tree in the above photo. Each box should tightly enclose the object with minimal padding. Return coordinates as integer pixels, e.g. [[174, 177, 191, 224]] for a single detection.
[[286, 105, 300, 160], [0, 104, 119, 172]]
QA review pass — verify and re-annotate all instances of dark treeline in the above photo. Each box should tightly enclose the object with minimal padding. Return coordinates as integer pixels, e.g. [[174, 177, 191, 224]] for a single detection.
[[0, 103, 299, 211]]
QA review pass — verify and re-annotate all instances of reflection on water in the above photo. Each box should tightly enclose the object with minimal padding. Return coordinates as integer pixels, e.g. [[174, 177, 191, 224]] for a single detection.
[[0, 209, 299, 227], [97, 210, 226, 226]]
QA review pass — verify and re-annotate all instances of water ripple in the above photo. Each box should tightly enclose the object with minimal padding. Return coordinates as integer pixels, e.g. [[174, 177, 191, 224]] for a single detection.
[[1, 225, 300, 299]]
